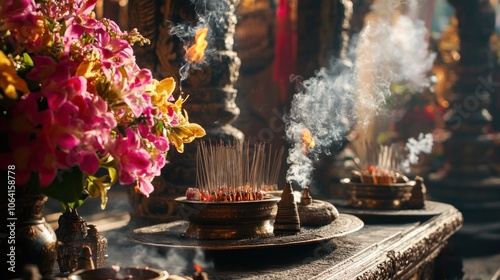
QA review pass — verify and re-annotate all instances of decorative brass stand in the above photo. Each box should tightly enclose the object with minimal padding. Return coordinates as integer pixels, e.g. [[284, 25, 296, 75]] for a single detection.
[[55, 208, 107, 272], [128, 0, 243, 225], [428, 0, 500, 253]]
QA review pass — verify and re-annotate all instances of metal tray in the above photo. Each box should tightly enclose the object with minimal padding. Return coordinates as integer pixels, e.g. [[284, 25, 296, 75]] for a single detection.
[[129, 214, 363, 250], [332, 200, 449, 218]]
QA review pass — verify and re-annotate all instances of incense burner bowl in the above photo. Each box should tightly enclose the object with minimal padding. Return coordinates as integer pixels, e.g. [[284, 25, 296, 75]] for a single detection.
[[341, 178, 419, 210], [175, 197, 280, 239], [68, 267, 169, 280]]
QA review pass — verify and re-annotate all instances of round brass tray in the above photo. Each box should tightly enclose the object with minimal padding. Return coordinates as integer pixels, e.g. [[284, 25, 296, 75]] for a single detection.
[[129, 214, 363, 250], [331, 200, 449, 217]]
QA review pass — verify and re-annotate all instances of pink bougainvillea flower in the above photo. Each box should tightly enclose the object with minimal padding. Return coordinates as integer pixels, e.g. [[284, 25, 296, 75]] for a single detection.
[[154, 136, 169, 152], [137, 176, 155, 197], [57, 133, 81, 150], [74, 0, 98, 17], [0, 0, 35, 21], [27, 57, 77, 89], [0, 0, 206, 208], [110, 128, 151, 183], [76, 151, 99, 175]]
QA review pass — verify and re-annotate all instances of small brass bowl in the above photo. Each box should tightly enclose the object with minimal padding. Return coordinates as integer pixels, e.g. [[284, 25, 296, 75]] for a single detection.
[[175, 196, 280, 239], [68, 267, 169, 280], [341, 178, 415, 210]]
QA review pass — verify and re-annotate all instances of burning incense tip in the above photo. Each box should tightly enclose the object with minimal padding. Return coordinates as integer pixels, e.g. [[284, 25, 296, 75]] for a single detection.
[[186, 27, 209, 63], [193, 264, 208, 280], [301, 128, 315, 155]]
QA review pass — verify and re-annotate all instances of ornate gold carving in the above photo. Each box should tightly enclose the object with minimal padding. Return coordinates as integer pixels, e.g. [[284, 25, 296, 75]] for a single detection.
[[128, 0, 160, 73]]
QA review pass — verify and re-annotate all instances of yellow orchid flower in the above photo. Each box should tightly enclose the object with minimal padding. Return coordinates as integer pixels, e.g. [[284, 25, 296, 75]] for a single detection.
[[148, 77, 178, 115], [75, 50, 102, 80], [147, 76, 205, 153], [156, 77, 176, 96], [0, 50, 29, 100], [168, 122, 206, 153]]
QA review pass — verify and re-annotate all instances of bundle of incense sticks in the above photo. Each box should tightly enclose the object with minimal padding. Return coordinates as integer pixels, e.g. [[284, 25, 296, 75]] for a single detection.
[[194, 140, 284, 199], [351, 140, 405, 184]]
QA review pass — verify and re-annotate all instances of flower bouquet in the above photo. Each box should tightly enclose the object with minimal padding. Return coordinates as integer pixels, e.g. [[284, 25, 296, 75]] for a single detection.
[[0, 0, 205, 209]]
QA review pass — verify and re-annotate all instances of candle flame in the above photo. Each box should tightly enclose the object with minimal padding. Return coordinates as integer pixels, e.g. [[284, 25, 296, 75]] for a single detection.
[[186, 27, 208, 63], [301, 128, 315, 154]]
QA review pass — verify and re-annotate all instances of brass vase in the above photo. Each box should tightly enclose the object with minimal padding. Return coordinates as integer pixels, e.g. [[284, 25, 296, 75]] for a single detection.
[[2, 186, 57, 278]]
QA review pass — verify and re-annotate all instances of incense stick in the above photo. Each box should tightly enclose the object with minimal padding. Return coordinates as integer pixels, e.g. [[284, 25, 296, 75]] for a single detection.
[[351, 140, 405, 177], [195, 141, 284, 195]]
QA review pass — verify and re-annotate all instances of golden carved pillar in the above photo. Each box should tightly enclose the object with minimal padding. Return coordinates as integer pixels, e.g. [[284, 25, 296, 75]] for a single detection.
[[429, 0, 500, 253], [295, 0, 355, 197], [297, 0, 353, 78], [127, 0, 243, 225]]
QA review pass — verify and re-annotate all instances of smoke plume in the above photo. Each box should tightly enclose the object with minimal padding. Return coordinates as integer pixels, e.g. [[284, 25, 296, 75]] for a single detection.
[[285, 0, 436, 188]]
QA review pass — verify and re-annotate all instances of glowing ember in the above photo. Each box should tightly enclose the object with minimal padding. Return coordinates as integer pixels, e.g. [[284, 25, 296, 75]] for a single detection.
[[301, 128, 315, 154], [361, 165, 395, 184], [194, 264, 202, 273], [193, 264, 208, 280], [186, 187, 264, 202], [186, 27, 209, 63]]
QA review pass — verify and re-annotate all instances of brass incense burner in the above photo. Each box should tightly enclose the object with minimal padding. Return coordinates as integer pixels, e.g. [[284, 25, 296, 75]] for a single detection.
[[345, 141, 429, 210], [341, 177, 426, 210], [176, 196, 280, 239]]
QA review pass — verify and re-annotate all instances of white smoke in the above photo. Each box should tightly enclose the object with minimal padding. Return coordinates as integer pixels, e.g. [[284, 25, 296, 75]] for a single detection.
[[104, 230, 213, 276], [286, 65, 356, 187], [285, 0, 436, 188], [401, 132, 434, 173]]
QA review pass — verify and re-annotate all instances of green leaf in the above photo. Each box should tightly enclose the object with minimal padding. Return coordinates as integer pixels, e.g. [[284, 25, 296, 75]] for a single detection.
[[62, 193, 89, 211], [36, 167, 85, 205], [22, 53, 34, 67]]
